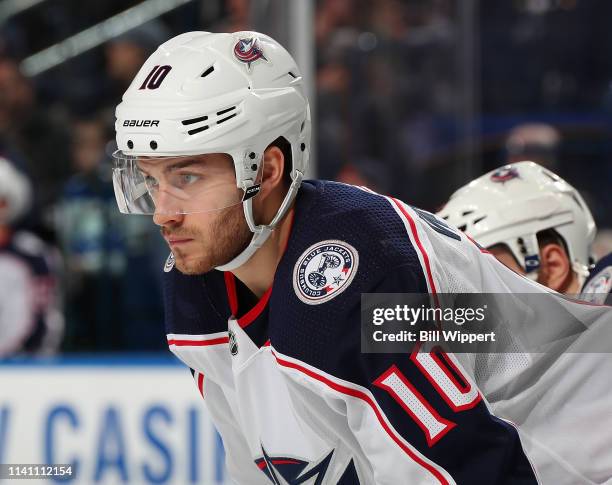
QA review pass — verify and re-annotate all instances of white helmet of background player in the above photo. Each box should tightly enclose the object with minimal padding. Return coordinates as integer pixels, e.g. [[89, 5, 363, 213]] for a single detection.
[[437, 161, 596, 283], [0, 158, 32, 225], [113, 31, 311, 270]]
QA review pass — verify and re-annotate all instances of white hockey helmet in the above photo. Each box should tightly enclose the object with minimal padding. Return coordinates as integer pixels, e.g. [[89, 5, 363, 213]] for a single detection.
[[0, 158, 32, 225], [437, 161, 596, 282], [113, 31, 311, 270]]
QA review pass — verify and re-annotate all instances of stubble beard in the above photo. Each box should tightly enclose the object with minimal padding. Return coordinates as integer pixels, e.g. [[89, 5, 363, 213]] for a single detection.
[[171, 204, 252, 275]]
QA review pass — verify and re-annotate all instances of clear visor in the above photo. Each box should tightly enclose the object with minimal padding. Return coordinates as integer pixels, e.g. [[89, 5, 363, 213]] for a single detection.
[[112, 150, 258, 215]]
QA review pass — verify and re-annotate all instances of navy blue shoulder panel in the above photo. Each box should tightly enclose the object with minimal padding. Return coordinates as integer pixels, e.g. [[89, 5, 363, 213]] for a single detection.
[[292, 181, 425, 267], [162, 266, 229, 335], [269, 180, 427, 368]]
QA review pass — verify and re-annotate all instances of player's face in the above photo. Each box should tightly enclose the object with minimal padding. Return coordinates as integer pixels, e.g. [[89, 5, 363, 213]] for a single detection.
[[146, 154, 252, 274], [136, 153, 243, 215], [158, 204, 251, 275]]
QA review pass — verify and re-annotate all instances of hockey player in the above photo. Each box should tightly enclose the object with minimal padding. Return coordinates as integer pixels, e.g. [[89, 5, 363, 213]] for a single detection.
[[437, 161, 612, 305], [437, 161, 596, 296], [112, 32, 612, 484], [437, 166, 612, 483], [0, 158, 63, 356]]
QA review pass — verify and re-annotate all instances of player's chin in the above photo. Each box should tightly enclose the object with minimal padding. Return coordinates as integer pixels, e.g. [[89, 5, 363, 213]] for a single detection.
[[174, 254, 215, 275]]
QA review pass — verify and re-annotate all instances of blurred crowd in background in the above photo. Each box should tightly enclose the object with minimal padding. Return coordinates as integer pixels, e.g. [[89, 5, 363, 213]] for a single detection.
[[0, 0, 611, 356]]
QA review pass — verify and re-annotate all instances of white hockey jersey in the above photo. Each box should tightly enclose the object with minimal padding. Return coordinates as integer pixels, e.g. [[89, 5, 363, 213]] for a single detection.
[[163, 180, 612, 484], [0, 231, 63, 356]]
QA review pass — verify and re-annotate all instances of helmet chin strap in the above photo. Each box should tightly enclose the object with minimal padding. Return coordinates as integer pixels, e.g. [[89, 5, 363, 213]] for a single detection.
[[215, 171, 303, 272]]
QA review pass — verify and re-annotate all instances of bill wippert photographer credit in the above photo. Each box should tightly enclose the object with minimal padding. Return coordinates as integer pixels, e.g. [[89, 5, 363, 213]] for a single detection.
[[361, 292, 612, 354]]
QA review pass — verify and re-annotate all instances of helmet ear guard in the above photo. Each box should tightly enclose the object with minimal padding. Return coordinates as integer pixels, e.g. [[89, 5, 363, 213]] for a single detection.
[[114, 31, 311, 270], [510, 234, 541, 278]]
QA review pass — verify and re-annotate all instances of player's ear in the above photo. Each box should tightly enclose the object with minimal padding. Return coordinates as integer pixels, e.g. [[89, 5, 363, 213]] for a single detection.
[[259, 145, 285, 199], [539, 243, 572, 292]]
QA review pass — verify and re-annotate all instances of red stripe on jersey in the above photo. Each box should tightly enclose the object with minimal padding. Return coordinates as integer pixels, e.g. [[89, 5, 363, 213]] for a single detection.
[[222, 210, 295, 329], [390, 198, 439, 297], [254, 459, 301, 469], [272, 351, 450, 485], [465, 234, 491, 254], [237, 287, 272, 328], [224, 272, 239, 315], [272, 459, 301, 466], [167, 337, 229, 346], [223, 273, 272, 329], [197, 372, 204, 397]]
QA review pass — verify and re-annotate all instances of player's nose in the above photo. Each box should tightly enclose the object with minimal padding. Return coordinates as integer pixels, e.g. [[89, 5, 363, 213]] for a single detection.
[[152, 190, 185, 227], [153, 210, 184, 227]]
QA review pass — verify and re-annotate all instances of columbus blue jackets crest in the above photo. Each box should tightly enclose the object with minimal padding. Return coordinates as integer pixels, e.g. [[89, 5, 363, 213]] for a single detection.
[[490, 166, 520, 183], [233, 37, 268, 71], [293, 240, 358, 305]]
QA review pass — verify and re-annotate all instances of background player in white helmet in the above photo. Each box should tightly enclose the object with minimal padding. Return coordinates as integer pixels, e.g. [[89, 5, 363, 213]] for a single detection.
[[0, 157, 63, 356], [437, 161, 596, 295], [436, 161, 612, 484]]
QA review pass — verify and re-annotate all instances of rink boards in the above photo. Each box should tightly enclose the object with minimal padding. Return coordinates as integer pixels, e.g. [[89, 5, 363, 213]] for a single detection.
[[0, 355, 229, 485]]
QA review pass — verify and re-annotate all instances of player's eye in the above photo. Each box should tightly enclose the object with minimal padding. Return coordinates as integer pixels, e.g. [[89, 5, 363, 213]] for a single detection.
[[177, 173, 200, 186]]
